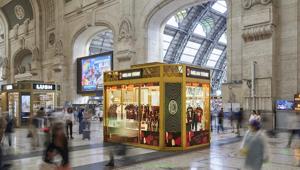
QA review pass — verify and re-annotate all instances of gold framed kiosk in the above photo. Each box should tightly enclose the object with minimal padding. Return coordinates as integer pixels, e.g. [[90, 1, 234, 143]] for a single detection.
[[103, 63, 211, 151], [1, 81, 61, 127]]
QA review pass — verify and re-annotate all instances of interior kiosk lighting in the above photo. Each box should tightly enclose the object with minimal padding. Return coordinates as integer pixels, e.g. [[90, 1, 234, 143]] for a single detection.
[[103, 63, 211, 151]]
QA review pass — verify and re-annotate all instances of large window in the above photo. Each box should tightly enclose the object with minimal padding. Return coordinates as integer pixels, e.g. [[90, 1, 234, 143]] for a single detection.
[[88, 30, 113, 56], [180, 41, 201, 63], [206, 48, 222, 68], [163, 0, 227, 93]]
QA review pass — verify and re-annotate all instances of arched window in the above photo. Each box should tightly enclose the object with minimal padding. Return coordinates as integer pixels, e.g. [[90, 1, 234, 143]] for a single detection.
[[88, 30, 113, 56], [162, 0, 227, 93]]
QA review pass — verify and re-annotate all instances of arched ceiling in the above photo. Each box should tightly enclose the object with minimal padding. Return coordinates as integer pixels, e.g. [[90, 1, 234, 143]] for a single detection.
[[162, 0, 227, 93]]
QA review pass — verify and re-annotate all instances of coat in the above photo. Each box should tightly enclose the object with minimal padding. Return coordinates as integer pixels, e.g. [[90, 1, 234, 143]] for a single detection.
[[240, 130, 269, 170]]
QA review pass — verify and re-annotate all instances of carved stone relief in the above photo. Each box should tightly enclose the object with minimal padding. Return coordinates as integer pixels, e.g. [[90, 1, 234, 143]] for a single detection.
[[0, 57, 9, 80], [242, 0, 272, 9], [55, 40, 63, 56], [13, 24, 19, 40], [14, 5, 25, 20], [23, 18, 30, 35], [118, 17, 133, 41], [49, 32, 56, 46]]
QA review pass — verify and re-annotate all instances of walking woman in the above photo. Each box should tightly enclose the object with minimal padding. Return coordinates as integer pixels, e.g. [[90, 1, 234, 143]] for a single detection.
[[64, 108, 75, 139], [240, 119, 269, 170], [41, 122, 71, 170]]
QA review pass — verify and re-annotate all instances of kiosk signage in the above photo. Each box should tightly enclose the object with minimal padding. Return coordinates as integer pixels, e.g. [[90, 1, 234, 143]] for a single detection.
[[33, 84, 56, 90], [119, 69, 142, 80], [186, 66, 210, 79], [2, 84, 13, 91]]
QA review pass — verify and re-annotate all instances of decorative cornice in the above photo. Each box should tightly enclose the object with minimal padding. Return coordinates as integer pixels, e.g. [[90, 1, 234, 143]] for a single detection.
[[242, 0, 272, 9], [242, 24, 274, 42]]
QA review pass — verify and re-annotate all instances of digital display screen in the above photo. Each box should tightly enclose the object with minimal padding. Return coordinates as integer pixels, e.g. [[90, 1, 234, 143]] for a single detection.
[[77, 52, 113, 93], [276, 100, 294, 110], [21, 95, 30, 113]]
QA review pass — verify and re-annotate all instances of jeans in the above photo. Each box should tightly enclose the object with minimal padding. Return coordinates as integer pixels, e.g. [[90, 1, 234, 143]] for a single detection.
[[66, 122, 73, 138]]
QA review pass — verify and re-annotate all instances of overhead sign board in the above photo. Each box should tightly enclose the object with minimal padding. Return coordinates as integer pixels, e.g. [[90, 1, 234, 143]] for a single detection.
[[33, 84, 56, 90], [186, 67, 210, 79], [119, 69, 142, 80]]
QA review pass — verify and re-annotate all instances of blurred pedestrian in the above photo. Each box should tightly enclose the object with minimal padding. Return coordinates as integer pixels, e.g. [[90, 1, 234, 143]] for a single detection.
[[287, 113, 300, 148], [31, 114, 41, 149], [78, 108, 84, 134], [0, 114, 7, 168], [5, 114, 14, 147], [236, 108, 243, 136], [41, 122, 71, 170], [240, 119, 269, 170], [256, 111, 262, 123], [64, 108, 74, 139], [217, 108, 224, 133], [37, 107, 46, 128], [249, 110, 257, 123]]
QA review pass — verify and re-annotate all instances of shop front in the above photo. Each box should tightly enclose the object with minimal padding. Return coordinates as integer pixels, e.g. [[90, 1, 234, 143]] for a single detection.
[[1, 81, 60, 127], [103, 63, 211, 150]]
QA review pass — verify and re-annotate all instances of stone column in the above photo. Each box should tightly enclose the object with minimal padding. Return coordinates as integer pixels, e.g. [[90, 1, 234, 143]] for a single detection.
[[30, 47, 42, 80], [52, 40, 66, 106], [240, 0, 278, 111], [114, 0, 136, 69], [223, 0, 278, 113]]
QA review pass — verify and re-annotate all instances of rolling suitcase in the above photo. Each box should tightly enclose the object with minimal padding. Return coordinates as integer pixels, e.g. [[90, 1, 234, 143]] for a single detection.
[[82, 120, 91, 140], [82, 129, 90, 140]]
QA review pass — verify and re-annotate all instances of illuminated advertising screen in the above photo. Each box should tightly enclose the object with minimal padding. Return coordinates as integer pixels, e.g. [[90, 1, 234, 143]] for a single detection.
[[77, 52, 113, 93], [276, 100, 294, 110]]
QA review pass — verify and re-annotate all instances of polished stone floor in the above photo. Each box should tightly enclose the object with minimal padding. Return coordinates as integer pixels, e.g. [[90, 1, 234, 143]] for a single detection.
[[1, 121, 300, 170]]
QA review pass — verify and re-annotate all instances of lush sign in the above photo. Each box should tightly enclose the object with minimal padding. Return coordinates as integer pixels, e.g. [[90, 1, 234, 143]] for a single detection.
[[33, 84, 56, 90]]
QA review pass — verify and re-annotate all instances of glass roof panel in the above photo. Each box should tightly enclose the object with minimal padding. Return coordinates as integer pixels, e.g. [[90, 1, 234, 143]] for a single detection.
[[206, 60, 217, 67], [212, 0, 227, 14], [166, 16, 179, 28], [219, 32, 227, 44], [175, 9, 188, 25], [200, 17, 214, 34], [89, 30, 113, 55], [186, 41, 201, 49], [209, 53, 220, 61], [183, 47, 198, 56], [212, 48, 223, 55], [180, 54, 195, 63], [194, 24, 206, 37]]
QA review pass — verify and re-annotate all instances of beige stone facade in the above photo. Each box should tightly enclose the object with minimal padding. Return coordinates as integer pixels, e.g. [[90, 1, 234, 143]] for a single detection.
[[0, 0, 298, 110]]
